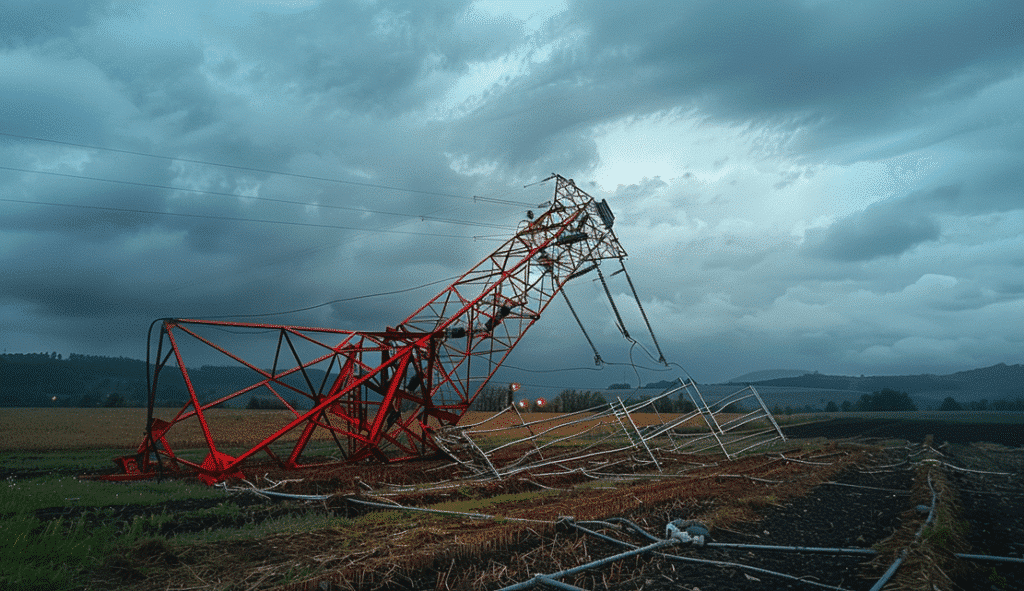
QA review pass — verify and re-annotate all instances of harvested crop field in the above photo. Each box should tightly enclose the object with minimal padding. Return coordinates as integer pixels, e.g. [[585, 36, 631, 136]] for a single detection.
[[2, 410, 1023, 591], [0, 409, 707, 452]]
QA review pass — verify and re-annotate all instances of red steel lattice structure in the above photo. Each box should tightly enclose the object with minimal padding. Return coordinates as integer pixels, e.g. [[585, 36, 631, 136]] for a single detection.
[[113, 175, 629, 483]]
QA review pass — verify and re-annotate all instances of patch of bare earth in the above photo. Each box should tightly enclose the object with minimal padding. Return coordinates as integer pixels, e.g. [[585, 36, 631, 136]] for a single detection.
[[13, 410, 1019, 590], [92, 443, 872, 590]]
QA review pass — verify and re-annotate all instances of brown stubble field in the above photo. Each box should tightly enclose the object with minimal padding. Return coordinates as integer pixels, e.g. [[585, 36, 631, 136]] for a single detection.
[[2, 408, 1023, 591], [0, 408, 709, 452]]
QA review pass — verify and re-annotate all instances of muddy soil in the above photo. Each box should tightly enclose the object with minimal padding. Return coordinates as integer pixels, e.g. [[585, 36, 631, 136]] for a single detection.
[[73, 421, 1024, 591], [365, 440, 1024, 591], [783, 417, 1024, 447], [371, 446, 916, 591]]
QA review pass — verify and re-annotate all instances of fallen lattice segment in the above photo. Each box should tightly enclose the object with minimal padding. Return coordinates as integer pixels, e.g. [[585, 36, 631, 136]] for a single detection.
[[447, 379, 787, 479], [105, 175, 658, 484]]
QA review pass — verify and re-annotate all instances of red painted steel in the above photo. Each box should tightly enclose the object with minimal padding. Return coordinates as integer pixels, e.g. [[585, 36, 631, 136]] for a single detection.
[[109, 175, 628, 483]]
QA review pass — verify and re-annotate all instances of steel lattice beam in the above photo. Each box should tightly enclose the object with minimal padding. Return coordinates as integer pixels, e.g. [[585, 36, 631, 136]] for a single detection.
[[110, 175, 629, 483]]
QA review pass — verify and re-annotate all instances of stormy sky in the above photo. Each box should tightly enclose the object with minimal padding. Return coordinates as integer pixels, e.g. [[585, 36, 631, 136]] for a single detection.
[[2, 0, 1022, 390]]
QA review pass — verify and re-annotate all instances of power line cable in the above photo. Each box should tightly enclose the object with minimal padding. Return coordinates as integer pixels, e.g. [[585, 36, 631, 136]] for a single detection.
[[0, 131, 534, 205], [0, 196, 471, 239], [205, 274, 463, 319], [0, 165, 516, 230], [160, 185, 522, 312], [0, 164, 531, 312]]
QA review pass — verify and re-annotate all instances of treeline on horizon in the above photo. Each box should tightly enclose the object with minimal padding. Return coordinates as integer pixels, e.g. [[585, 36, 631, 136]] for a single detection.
[[0, 352, 313, 409], [1, 352, 1022, 412], [734, 363, 1024, 399], [469, 385, 707, 413], [470, 385, 1024, 415]]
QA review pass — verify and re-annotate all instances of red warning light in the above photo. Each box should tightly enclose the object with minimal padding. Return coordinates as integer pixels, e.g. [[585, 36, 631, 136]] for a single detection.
[[509, 382, 521, 391], [535, 398, 546, 408], [517, 399, 529, 409]]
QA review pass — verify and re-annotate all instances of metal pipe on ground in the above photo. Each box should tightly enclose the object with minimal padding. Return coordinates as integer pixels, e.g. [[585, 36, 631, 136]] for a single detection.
[[705, 542, 878, 556], [568, 520, 855, 591], [493, 538, 679, 591], [955, 553, 1024, 565]]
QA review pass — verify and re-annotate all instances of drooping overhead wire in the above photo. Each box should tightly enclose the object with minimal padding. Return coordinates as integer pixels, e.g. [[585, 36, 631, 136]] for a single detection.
[[204, 274, 463, 319], [0, 165, 516, 231], [502, 358, 674, 376], [3, 132, 469, 200], [9, 132, 678, 383], [0, 196, 476, 239], [0, 131, 535, 206], [500, 349, 676, 394], [1, 145, 551, 320]]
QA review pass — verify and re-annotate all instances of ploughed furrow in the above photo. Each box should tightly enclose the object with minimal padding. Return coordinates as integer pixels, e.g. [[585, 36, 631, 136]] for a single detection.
[[90, 436, 1024, 591], [944, 442, 1024, 591], [614, 442, 915, 591]]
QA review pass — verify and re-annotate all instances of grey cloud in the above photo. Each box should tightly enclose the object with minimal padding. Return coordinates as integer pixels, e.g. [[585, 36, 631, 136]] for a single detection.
[[229, 1, 524, 117], [0, 232, 167, 319], [0, 157, 171, 238], [0, 49, 139, 143], [459, 0, 1024, 166], [441, 64, 632, 174], [960, 158, 1024, 215], [0, 0, 97, 47], [803, 186, 961, 261], [1, 0, 1022, 384]]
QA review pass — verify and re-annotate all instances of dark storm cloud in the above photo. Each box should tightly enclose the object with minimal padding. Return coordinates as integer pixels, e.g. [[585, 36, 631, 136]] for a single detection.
[[450, 0, 1024, 171], [0, 49, 138, 142], [804, 186, 959, 261], [808, 212, 940, 262], [0, 1, 96, 46], [0, 0, 525, 328], [621, 1, 1024, 120], [227, 0, 524, 116], [1, 0, 1022, 383], [803, 163, 1024, 263]]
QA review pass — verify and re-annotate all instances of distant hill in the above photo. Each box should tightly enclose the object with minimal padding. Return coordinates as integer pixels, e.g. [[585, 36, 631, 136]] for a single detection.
[[0, 353, 147, 407], [4, 353, 1021, 411], [0, 352, 324, 408], [743, 363, 1024, 406], [728, 369, 812, 383]]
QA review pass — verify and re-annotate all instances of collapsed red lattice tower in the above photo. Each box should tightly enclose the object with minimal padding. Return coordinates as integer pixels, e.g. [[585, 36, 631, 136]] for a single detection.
[[111, 175, 630, 483]]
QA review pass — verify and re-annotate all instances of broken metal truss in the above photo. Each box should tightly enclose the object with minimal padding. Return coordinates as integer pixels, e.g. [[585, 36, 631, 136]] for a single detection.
[[107, 175, 663, 484], [433, 379, 787, 480]]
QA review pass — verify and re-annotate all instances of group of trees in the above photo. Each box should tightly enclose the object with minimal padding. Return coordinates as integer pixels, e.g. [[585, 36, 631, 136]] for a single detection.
[[468, 384, 514, 412], [6, 353, 1023, 416], [780, 388, 919, 414], [478, 385, 964, 416], [545, 389, 750, 414], [811, 390, 1024, 414], [0, 353, 147, 407], [852, 388, 918, 412], [536, 389, 699, 413], [938, 396, 1024, 412], [546, 389, 608, 413], [747, 364, 1024, 402], [471, 386, 708, 414]]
